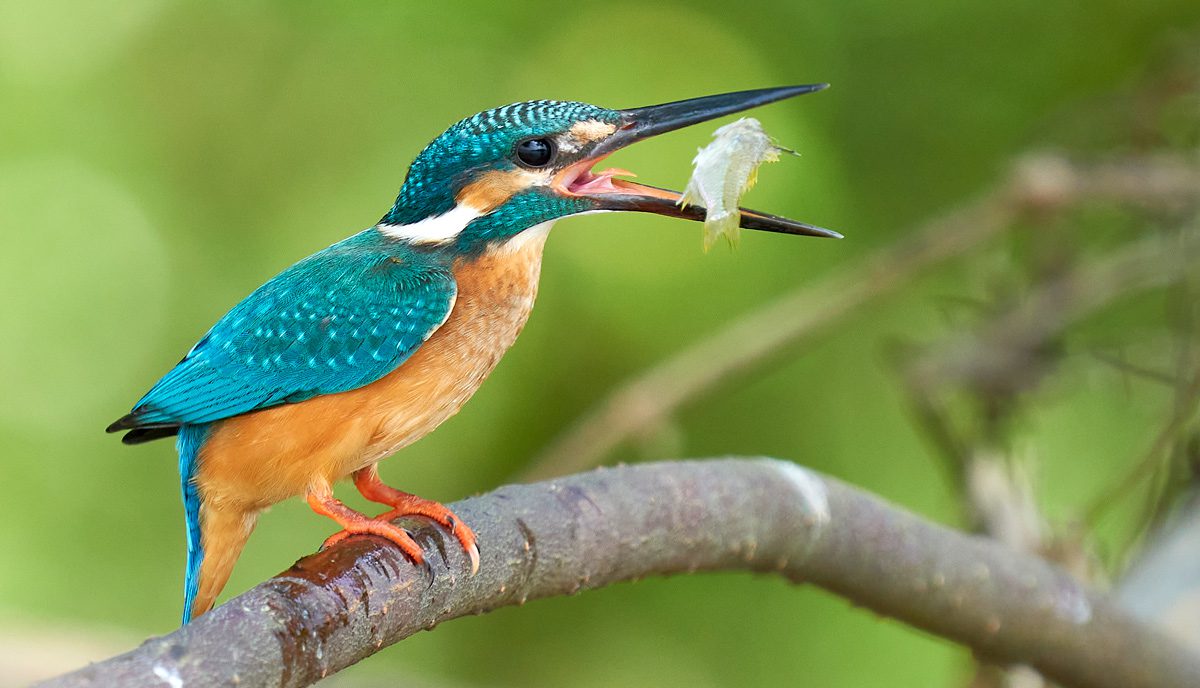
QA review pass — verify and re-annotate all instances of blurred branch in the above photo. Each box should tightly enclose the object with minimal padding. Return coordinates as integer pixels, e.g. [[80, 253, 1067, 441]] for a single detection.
[[962, 454, 1057, 688], [906, 224, 1200, 398], [1117, 492, 1200, 652], [884, 155, 1199, 688], [1088, 349, 1180, 387], [904, 218, 1200, 579], [38, 459, 1200, 688], [522, 154, 1200, 481]]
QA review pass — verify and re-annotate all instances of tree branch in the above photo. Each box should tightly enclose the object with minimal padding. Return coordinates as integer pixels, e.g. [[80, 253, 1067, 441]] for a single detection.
[[522, 155, 1200, 481], [39, 459, 1200, 688], [907, 222, 1200, 398]]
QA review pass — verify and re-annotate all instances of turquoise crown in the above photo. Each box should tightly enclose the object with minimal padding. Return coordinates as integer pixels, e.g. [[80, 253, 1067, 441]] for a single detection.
[[382, 100, 620, 227]]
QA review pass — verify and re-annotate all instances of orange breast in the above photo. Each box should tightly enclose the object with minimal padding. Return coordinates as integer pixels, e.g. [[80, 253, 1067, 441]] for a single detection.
[[195, 228, 549, 511]]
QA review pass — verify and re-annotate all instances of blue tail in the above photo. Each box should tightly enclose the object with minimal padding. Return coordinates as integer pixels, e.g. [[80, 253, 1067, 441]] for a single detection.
[[177, 423, 211, 625]]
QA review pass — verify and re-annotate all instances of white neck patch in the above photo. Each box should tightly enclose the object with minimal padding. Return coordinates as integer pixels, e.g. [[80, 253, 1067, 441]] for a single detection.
[[492, 220, 555, 255], [377, 203, 482, 244]]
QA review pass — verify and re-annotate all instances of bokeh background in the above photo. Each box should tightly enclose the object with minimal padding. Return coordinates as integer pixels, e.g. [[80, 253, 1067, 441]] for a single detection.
[[2, 1, 1199, 686]]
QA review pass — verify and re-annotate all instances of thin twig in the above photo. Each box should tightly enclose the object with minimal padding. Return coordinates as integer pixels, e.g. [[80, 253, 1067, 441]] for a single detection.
[[907, 225, 1200, 396], [1088, 349, 1180, 387], [1084, 368, 1200, 527], [38, 459, 1200, 688]]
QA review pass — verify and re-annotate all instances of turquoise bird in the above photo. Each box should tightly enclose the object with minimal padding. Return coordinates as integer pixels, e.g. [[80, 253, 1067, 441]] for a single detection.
[[107, 85, 837, 624]]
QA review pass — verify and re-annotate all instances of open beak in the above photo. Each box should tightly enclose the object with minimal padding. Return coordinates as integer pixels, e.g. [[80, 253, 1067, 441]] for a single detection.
[[555, 85, 841, 239]]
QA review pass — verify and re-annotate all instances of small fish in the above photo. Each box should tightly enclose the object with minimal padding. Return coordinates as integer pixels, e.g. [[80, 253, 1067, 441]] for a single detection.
[[679, 117, 794, 250]]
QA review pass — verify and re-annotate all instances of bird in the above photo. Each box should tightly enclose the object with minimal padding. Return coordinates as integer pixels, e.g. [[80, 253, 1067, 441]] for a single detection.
[[107, 85, 838, 624]]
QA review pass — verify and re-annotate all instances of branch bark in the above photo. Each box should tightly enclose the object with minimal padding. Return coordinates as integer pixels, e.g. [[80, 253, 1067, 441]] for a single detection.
[[39, 459, 1200, 688]]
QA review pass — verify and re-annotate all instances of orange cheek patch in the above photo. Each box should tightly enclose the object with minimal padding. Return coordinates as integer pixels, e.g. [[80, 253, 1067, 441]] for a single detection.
[[456, 169, 543, 213]]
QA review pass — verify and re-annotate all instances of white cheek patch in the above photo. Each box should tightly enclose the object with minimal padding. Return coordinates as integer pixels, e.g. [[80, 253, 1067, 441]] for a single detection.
[[570, 119, 617, 142], [493, 220, 555, 255], [377, 203, 482, 244], [515, 168, 553, 188]]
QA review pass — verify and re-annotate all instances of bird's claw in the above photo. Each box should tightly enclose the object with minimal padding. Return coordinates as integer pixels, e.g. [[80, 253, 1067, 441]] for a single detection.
[[445, 515, 480, 575], [466, 541, 481, 576], [377, 505, 479, 577], [319, 510, 477, 578], [319, 520, 429, 576], [347, 469, 480, 577]]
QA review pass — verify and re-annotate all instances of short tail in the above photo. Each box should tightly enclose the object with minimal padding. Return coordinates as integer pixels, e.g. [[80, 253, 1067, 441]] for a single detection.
[[178, 424, 258, 624]]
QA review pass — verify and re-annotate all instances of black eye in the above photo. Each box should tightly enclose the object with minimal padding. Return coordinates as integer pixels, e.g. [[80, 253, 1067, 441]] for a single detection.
[[515, 138, 555, 167]]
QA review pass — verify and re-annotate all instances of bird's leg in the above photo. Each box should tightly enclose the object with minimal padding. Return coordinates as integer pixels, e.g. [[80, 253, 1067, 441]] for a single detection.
[[347, 465, 480, 575], [306, 481, 428, 572]]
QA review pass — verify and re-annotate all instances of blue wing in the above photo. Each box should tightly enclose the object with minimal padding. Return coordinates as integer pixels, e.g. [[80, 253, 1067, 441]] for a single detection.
[[115, 233, 456, 430]]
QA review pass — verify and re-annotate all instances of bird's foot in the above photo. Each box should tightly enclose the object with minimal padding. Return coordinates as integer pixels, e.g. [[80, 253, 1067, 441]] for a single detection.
[[351, 467, 480, 575], [307, 491, 429, 574], [375, 498, 480, 575]]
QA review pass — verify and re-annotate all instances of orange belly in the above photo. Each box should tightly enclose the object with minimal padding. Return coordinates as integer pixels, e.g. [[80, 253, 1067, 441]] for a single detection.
[[194, 229, 548, 511]]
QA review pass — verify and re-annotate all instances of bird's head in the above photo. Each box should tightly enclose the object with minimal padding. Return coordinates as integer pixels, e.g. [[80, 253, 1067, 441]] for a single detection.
[[379, 85, 837, 255]]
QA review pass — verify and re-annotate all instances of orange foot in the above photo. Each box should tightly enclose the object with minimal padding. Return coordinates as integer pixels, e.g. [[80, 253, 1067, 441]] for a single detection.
[[311, 467, 480, 575], [306, 486, 429, 573]]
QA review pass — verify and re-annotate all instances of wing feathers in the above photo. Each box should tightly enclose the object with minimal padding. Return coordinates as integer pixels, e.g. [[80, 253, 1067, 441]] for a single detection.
[[110, 237, 457, 434]]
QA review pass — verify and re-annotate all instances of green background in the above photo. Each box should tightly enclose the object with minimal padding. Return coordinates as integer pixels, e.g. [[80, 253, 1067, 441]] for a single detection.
[[1, 1, 1196, 686]]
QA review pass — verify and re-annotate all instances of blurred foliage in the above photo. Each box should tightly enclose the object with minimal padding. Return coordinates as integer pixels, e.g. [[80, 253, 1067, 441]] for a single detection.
[[1, 1, 1198, 686]]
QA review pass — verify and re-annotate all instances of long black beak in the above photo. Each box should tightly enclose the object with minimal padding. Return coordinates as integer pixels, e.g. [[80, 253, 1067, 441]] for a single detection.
[[596, 184, 842, 239], [595, 84, 828, 157], [571, 85, 840, 239]]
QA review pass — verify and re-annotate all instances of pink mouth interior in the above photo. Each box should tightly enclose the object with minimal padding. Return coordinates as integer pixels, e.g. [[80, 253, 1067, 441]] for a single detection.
[[562, 165, 636, 195]]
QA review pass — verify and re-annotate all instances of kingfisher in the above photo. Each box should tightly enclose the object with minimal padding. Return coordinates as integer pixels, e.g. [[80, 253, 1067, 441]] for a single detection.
[[107, 85, 837, 624]]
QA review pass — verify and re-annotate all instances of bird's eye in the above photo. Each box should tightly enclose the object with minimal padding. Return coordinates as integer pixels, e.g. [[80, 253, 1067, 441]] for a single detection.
[[515, 138, 556, 167]]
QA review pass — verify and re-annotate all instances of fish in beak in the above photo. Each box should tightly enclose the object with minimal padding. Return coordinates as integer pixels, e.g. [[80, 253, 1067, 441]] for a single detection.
[[555, 85, 841, 239]]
